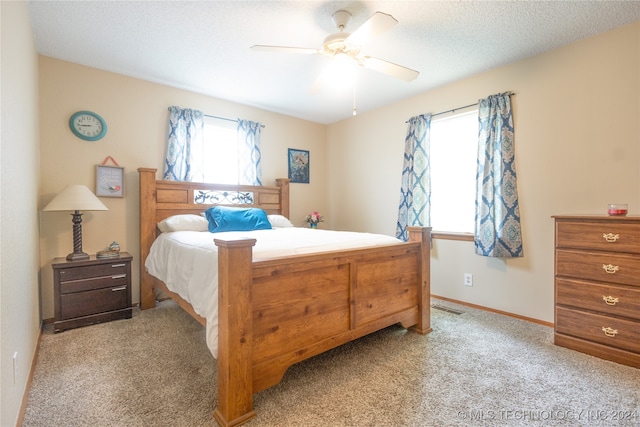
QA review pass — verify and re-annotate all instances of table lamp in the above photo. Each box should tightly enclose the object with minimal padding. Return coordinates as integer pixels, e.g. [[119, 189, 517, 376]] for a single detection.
[[43, 185, 108, 261]]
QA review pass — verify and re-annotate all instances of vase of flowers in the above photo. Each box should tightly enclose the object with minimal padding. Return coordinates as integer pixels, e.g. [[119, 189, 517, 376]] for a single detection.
[[305, 211, 323, 228]]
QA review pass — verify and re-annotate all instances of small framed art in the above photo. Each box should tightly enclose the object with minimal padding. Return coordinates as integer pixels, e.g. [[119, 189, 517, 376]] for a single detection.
[[96, 165, 125, 197], [288, 148, 309, 184]]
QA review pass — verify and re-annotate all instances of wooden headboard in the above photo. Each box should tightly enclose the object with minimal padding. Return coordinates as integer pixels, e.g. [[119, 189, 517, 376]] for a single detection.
[[138, 167, 290, 309]]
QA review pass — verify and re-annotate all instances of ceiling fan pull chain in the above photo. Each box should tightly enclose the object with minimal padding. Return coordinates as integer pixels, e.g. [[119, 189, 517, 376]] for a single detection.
[[352, 82, 358, 116]]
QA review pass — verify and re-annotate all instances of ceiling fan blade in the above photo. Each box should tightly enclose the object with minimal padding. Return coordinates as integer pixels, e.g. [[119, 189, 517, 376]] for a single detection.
[[346, 12, 397, 46], [250, 45, 319, 55], [360, 56, 419, 81]]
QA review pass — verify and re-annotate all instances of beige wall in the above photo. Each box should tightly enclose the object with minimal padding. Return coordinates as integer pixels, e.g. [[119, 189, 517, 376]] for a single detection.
[[38, 58, 327, 320], [1, 1, 42, 425], [327, 21, 640, 323]]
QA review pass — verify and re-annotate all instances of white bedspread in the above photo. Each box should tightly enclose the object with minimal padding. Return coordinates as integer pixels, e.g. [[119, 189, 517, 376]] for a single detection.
[[144, 227, 401, 357]]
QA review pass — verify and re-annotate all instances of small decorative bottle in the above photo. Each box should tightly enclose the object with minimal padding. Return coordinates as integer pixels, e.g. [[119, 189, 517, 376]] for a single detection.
[[109, 241, 121, 253]]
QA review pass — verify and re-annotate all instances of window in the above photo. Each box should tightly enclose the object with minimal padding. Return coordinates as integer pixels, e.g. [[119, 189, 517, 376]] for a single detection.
[[429, 110, 477, 234], [203, 118, 238, 184]]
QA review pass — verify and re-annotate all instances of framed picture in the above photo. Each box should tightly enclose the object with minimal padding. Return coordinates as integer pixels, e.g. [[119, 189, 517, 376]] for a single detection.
[[288, 148, 310, 184], [96, 165, 125, 197]]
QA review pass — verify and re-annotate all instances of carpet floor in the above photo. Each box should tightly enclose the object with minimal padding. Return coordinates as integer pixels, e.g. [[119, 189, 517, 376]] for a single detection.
[[23, 299, 640, 426]]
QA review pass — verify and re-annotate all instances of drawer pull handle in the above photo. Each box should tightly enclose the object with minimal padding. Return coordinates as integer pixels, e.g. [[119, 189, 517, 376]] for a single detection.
[[602, 295, 619, 305], [602, 233, 619, 243], [112, 264, 126, 268], [602, 264, 619, 274], [111, 274, 127, 279], [111, 286, 127, 292], [601, 327, 618, 337]]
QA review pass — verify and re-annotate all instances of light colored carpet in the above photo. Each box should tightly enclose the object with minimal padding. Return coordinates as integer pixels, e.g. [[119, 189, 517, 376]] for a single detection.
[[23, 299, 640, 426]]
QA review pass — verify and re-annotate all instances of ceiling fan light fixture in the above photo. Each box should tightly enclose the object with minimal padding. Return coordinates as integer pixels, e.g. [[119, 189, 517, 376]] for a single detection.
[[333, 52, 353, 65], [322, 33, 360, 57], [321, 52, 356, 90]]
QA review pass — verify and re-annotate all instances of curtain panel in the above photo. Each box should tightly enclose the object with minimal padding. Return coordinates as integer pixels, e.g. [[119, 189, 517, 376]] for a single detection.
[[396, 114, 431, 241], [474, 93, 523, 257], [236, 119, 263, 185], [163, 106, 204, 182]]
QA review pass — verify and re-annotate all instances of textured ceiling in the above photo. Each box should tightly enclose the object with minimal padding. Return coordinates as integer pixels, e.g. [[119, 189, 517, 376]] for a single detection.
[[28, 1, 640, 124]]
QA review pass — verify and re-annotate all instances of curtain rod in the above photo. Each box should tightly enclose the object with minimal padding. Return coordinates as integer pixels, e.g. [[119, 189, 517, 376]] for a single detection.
[[432, 102, 478, 118], [204, 114, 265, 128], [204, 113, 237, 123], [406, 92, 515, 122], [405, 103, 476, 123], [205, 114, 265, 128], [167, 108, 265, 128]]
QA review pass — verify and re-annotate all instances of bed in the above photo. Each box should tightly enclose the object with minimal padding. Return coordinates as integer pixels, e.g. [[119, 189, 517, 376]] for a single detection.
[[138, 168, 431, 427]]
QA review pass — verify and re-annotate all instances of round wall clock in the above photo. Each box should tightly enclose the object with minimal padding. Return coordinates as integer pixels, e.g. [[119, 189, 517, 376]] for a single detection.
[[69, 111, 107, 141]]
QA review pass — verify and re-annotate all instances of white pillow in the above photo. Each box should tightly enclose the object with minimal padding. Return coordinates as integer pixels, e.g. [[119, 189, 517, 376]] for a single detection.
[[267, 214, 295, 228], [157, 214, 209, 232]]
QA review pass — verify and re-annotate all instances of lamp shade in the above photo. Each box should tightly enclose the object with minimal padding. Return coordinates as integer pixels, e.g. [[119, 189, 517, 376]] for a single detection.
[[43, 185, 108, 212]]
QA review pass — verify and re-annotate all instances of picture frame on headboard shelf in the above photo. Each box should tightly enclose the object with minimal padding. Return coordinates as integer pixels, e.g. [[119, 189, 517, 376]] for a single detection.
[[96, 165, 124, 197], [288, 148, 309, 184]]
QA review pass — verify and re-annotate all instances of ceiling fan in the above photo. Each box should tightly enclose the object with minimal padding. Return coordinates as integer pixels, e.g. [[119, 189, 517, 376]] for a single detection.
[[251, 10, 420, 83]]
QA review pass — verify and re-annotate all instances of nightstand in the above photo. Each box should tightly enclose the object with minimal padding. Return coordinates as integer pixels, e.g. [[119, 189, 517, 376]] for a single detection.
[[52, 252, 133, 332]]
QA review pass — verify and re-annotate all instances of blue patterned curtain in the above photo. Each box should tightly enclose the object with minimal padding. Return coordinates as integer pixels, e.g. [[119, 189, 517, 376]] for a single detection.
[[237, 119, 263, 185], [163, 106, 204, 182], [396, 114, 431, 241], [474, 93, 523, 257]]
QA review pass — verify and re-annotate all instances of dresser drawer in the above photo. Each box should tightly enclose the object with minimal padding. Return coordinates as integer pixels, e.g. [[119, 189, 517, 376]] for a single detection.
[[60, 285, 128, 320], [60, 274, 128, 294], [556, 221, 640, 254], [556, 249, 640, 287], [556, 306, 640, 353], [58, 261, 129, 281], [556, 278, 640, 321]]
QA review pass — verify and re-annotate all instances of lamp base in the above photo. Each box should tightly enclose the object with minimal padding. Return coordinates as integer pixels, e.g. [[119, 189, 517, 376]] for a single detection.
[[66, 251, 90, 261], [67, 211, 90, 261]]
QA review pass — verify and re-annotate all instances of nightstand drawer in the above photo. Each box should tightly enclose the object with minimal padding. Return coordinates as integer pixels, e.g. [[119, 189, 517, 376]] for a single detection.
[[556, 221, 640, 254], [556, 249, 640, 287], [556, 278, 640, 320], [60, 285, 128, 320], [556, 307, 640, 353], [60, 274, 128, 294], [58, 261, 128, 281]]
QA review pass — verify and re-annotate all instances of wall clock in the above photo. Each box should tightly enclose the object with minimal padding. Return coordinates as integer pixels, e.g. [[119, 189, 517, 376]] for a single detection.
[[69, 111, 107, 141]]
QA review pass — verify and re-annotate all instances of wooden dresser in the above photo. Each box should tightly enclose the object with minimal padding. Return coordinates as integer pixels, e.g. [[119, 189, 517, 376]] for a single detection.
[[553, 215, 640, 368]]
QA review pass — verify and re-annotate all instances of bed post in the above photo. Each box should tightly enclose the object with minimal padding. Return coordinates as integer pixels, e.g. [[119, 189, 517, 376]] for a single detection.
[[213, 237, 257, 427], [138, 168, 158, 310], [275, 178, 290, 218], [407, 226, 432, 335]]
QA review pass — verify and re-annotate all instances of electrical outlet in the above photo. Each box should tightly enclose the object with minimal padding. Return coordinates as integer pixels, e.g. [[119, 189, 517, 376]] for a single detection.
[[464, 273, 473, 287]]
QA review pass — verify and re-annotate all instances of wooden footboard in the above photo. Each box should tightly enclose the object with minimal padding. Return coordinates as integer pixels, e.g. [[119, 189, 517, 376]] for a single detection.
[[137, 168, 430, 427], [214, 226, 430, 426]]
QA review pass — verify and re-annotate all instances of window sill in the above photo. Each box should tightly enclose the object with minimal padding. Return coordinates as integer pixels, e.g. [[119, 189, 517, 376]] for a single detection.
[[431, 231, 474, 242]]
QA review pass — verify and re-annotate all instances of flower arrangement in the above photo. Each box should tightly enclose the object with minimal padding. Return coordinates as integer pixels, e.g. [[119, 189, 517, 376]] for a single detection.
[[305, 211, 324, 227]]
